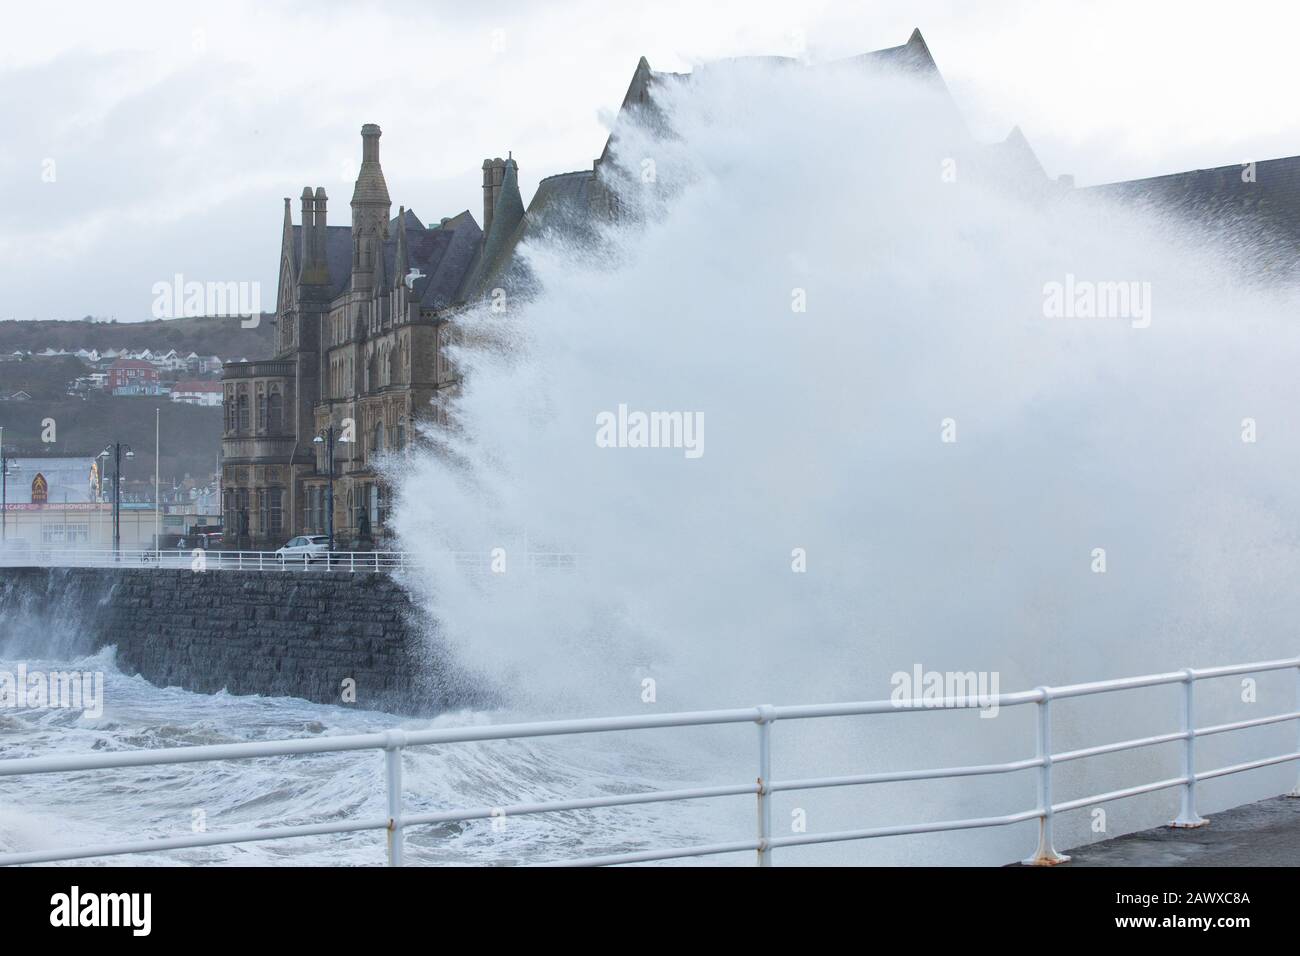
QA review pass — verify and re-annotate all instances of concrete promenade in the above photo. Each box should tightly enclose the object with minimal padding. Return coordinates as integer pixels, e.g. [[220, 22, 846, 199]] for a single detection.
[[1061, 795, 1300, 866]]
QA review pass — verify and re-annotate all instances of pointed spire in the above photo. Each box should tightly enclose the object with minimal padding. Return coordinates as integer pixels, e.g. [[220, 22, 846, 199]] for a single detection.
[[394, 205, 409, 290], [350, 124, 391, 294], [282, 197, 294, 267]]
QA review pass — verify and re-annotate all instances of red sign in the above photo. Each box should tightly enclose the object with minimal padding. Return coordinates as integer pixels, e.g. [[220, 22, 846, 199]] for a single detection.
[[2, 502, 110, 511]]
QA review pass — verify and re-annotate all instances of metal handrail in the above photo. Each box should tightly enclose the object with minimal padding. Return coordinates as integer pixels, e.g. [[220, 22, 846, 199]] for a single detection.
[[0, 656, 1297, 867], [0, 548, 576, 574]]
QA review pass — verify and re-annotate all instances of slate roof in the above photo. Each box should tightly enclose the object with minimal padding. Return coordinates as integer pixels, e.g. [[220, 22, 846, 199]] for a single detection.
[[291, 214, 483, 307], [1090, 156, 1300, 237], [458, 167, 597, 303], [1088, 156, 1300, 278], [291, 224, 355, 298], [834, 27, 944, 77]]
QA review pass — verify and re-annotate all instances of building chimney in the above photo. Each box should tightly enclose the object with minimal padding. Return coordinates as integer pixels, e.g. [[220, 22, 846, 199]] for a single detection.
[[313, 187, 328, 262], [299, 186, 315, 280], [361, 123, 381, 164], [482, 158, 496, 236], [482, 156, 510, 236]]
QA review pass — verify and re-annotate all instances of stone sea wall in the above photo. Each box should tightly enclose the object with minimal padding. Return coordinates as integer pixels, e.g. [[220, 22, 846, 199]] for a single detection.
[[0, 567, 473, 714]]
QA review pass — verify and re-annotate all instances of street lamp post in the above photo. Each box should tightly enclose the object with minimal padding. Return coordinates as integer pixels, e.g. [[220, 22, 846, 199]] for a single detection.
[[98, 442, 134, 555], [312, 424, 351, 556]]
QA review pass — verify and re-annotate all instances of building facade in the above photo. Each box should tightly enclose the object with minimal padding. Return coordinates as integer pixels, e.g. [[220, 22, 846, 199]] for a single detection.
[[221, 30, 1300, 550], [221, 123, 575, 549]]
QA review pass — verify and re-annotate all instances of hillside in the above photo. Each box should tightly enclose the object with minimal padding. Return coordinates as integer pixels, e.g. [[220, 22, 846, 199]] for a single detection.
[[0, 397, 222, 487], [0, 355, 91, 400], [0, 314, 278, 358]]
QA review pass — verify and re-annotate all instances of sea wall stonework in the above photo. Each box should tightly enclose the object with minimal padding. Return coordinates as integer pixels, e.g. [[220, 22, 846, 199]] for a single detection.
[[0, 567, 466, 714]]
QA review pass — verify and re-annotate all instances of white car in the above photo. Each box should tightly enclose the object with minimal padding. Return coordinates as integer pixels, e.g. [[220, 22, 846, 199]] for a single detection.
[[275, 535, 331, 563]]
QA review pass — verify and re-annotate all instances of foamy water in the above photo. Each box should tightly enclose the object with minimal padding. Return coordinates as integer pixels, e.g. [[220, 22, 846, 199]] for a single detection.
[[0, 648, 736, 866]]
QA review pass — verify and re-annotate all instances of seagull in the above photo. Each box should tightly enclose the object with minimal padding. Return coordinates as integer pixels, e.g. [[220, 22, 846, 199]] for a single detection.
[[404, 268, 425, 290]]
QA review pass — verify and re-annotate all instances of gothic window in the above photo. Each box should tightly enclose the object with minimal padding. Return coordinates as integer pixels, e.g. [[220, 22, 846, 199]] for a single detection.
[[237, 388, 250, 432], [268, 389, 283, 433], [236, 488, 250, 535]]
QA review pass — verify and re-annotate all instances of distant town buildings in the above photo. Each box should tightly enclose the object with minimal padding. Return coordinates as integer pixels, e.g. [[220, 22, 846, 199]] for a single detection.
[[0, 451, 222, 549], [3, 347, 237, 400], [170, 380, 223, 406]]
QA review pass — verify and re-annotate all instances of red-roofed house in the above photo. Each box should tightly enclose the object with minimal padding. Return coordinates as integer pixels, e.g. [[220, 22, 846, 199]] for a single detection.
[[108, 359, 163, 396]]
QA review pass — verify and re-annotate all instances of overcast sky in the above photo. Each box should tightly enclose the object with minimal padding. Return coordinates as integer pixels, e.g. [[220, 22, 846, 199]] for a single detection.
[[3, 0, 1299, 322]]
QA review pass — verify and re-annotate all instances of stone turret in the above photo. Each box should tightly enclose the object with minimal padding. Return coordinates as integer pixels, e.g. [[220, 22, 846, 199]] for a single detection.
[[481, 156, 512, 239], [351, 124, 391, 293]]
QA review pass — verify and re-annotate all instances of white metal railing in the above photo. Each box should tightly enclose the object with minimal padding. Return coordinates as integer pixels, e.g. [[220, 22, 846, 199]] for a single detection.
[[0, 548, 579, 574], [0, 656, 1296, 867]]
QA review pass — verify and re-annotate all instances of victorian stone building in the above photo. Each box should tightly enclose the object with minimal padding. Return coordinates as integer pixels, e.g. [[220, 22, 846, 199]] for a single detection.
[[222, 29, 1300, 549], [221, 117, 600, 549]]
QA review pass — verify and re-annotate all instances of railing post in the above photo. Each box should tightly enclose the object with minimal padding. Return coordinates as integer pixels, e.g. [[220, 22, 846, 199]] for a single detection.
[[1023, 687, 1069, 865], [384, 731, 406, 866], [1172, 669, 1209, 827], [1289, 665, 1300, 798], [755, 705, 775, 867]]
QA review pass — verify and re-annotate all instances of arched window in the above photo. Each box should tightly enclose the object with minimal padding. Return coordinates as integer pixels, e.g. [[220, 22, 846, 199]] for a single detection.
[[237, 389, 250, 432]]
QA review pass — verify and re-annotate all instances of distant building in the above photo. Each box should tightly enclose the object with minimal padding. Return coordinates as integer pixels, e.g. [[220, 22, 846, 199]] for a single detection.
[[107, 359, 160, 391], [112, 383, 167, 397], [0, 454, 159, 548], [171, 381, 223, 406], [3, 454, 100, 504], [220, 114, 603, 549]]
